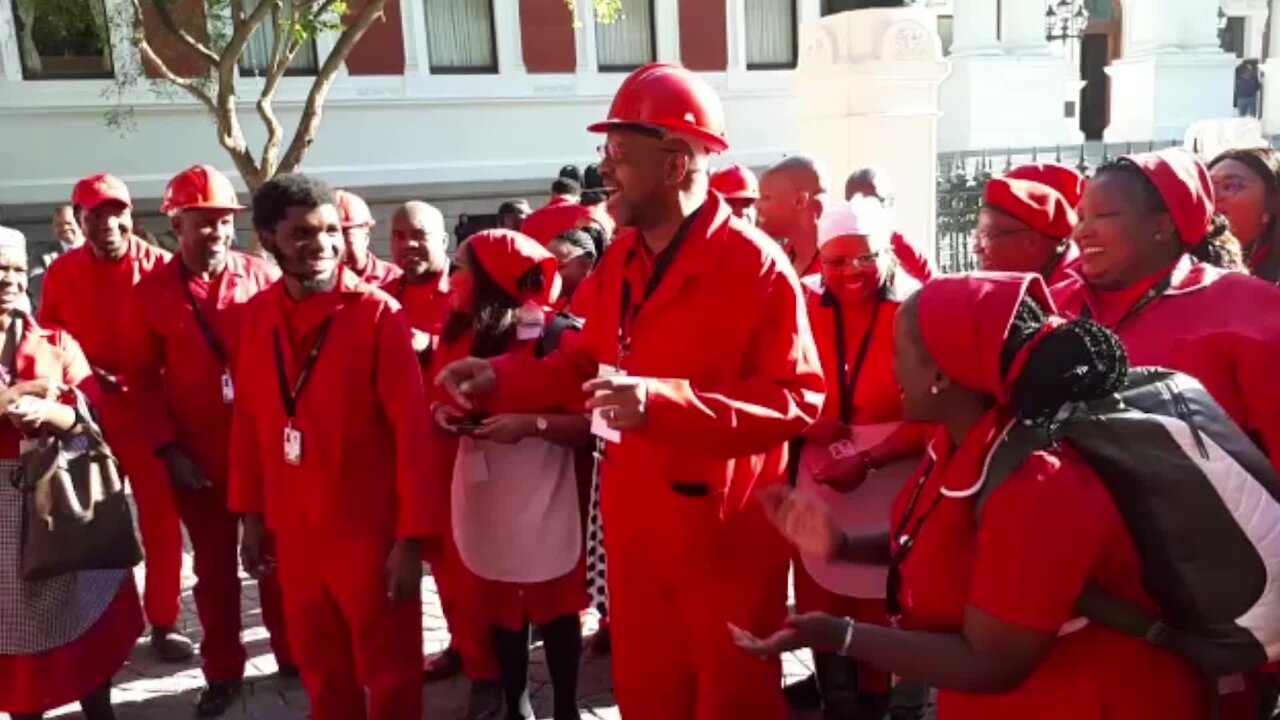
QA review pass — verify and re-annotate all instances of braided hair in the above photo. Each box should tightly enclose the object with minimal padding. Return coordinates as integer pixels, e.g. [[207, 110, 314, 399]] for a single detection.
[[1093, 160, 1245, 271], [441, 243, 546, 358], [998, 298, 1129, 425]]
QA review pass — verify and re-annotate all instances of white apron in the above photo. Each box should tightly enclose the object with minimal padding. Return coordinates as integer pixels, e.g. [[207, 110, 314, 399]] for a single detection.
[[451, 435, 582, 584], [797, 421, 919, 599]]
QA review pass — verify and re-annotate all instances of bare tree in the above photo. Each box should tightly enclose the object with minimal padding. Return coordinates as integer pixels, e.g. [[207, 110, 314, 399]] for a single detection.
[[121, 0, 386, 191]]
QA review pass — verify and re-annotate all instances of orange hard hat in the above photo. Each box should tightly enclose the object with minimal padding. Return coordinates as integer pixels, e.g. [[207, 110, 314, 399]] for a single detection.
[[588, 63, 728, 153], [72, 173, 132, 212], [710, 164, 759, 200], [161, 165, 244, 216], [335, 189, 376, 229]]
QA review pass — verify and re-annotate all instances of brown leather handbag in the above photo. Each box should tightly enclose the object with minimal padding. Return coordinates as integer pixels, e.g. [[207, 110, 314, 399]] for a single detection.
[[10, 389, 143, 581]]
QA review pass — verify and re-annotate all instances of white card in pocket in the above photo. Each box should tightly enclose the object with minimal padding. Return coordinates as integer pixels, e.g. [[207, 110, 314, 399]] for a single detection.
[[591, 364, 624, 443], [220, 371, 235, 404]]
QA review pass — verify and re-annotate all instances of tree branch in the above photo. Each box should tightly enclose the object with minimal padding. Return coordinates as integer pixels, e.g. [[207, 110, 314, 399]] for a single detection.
[[150, 0, 220, 67], [278, 0, 387, 174], [228, 0, 246, 28], [256, 6, 303, 179]]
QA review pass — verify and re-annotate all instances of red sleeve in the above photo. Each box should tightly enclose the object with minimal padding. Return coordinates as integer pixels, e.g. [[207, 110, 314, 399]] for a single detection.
[[227, 329, 264, 515], [1231, 332, 1280, 469], [486, 311, 600, 414], [37, 257, 69, 330], [968, 452, 1112, 633], [375, 303, 437, 539], [118, 284, 179, 452], [641, 270, 826, 458], [873, 421, 932, 464], [55, 331, 102, 410]]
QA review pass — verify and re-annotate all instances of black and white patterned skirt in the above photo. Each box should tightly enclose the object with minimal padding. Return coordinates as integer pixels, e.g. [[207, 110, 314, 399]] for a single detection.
[[585, 442, 608, 617]]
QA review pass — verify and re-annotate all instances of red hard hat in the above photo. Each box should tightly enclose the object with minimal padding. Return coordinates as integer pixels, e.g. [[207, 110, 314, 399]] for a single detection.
[[335, 190, 376, 228], [588, 63, 728, 153], [710, 164, 759, 200], [72, 173, 132, 212], [161, 165, 244, 216]]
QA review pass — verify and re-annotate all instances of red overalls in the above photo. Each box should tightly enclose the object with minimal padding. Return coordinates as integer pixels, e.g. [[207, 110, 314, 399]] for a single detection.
[[227, 269, 433, 720], [120, 252, 292, 682]]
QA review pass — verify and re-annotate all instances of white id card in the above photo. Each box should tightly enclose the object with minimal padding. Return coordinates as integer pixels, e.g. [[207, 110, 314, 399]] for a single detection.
[[220, 371, 235, 404], [590, 364, 624, 444], [829, 439, 858, 461], [283, 425, 303, 465]]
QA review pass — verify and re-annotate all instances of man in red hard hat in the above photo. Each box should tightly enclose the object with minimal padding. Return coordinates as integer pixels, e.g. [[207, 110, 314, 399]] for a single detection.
[[710, 164, 760, 224], [437, 63, 824, 720], [39, 174, 193, 662], [119, 165, 293, 715], [335, 189, 402, 286], [974, 176, 1080, 286]]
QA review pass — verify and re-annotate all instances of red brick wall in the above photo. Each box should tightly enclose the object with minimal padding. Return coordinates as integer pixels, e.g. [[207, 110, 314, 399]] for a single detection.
[[521, 0, 576, 73], [140, 0, 209, 79], [679, 0, 727, 71], [346, 0, 406, 75]]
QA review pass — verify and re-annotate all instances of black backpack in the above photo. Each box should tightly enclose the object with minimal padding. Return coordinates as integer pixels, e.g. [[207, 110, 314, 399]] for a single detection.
[[537, 312, 583, 359], [978, 368, 1280, 676]]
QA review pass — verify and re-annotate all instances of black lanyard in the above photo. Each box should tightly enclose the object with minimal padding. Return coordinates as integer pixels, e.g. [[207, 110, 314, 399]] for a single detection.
[[886, 457, 943, 619], [617, 204, 704, 357], [828, 291, 881, 425], [178, 262, 229, 367], [272, 318, 333, 420], [1081, 275, 1172, 331]]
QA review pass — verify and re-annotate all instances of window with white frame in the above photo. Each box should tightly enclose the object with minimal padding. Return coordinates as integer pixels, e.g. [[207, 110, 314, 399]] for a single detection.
[[596, 0, 655, 72], [745, 0, 797, 69], [424, 0, 497, 73], [238, 0, 319, 77], [11, 0, 114, 80]]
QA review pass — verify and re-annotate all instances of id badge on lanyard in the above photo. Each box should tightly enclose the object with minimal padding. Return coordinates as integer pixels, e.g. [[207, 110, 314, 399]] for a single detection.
[[283, 422, 303, 466], [273, 318, 334, 468], [220, 370, 235, 404]]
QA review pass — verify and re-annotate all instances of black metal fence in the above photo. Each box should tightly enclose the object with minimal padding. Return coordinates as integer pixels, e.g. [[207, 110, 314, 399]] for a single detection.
[[934, 140, 1186, 274]]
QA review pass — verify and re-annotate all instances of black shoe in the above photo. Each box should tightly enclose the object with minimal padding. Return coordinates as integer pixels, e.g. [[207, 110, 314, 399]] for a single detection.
[[464, 680, 506, 720], [423, 647, 464, 684], [588, 624, 611, 655], [150, 627, 195, 663], [784, 672, 821, 710], [195, 681, 242, 718]]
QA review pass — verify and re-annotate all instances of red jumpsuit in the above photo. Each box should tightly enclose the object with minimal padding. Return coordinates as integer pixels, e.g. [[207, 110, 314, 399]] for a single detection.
[[227, 269, 433, 720], [1052, 257, 1280, 468], [120, 252, 292, 682], [794, 278, 927, 696], [352, 254, 403, 288], [892, 414, 1208, 719], [477, 193, 825, 720], [38, 237, 181, 631]]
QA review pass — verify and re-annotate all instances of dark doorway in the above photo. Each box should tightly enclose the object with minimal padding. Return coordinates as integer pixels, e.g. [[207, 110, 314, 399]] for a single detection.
[[1080, 33, 1111, 140]]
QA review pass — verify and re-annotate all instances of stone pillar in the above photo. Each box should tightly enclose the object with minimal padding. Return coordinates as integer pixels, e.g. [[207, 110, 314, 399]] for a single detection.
[[1000, 0, 1051, 55], [1105, 0, 1236, 141], [795, 6, 950, 259], [949, 0, 1000, 56], [1263, 0, 1280, 132]]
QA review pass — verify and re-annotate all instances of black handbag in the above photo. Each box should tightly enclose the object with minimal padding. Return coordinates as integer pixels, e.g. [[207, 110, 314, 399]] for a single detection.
[[10, 389, 144, 581]]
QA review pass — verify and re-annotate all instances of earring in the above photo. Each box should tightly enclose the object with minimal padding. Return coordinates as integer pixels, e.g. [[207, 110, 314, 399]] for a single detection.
[[930, 385, 940, 395]]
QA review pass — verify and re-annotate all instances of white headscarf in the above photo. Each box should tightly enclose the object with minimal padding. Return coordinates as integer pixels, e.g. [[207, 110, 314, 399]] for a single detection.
[[817, 196, 890, 249]]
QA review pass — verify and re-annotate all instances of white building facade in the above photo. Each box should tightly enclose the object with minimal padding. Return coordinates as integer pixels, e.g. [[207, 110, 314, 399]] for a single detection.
[[0, 0, 1272, 246]]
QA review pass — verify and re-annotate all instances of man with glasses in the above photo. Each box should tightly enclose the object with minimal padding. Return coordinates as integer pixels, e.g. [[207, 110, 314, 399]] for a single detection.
[[972, 176, 1079, 285]]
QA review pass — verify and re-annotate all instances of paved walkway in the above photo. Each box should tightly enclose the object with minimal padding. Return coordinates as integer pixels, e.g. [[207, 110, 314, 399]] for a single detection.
[[21, 548, 821, 719]]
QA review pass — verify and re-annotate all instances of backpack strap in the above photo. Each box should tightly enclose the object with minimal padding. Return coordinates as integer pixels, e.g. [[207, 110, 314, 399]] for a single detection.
[[537, 313, 584, 359], [974, 420, 1055, 520]]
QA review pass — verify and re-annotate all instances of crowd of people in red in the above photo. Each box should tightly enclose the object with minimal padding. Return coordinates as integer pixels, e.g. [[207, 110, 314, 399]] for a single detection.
[[2, 61, 1280, 720]]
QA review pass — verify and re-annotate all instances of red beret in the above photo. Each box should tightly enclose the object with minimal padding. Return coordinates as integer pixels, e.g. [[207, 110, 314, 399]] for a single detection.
[[1005, 163, 1086, 208], [983, 178, 1077, 240], [918, 272, 1057, 404], [1123, 148, 1215, 248], [520, 202, 597, 246], [466, 229, 561, 307]]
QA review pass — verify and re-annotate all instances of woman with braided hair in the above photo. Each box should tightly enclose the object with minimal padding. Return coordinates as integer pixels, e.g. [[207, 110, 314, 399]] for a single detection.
[[734, 273, 1209, 719]]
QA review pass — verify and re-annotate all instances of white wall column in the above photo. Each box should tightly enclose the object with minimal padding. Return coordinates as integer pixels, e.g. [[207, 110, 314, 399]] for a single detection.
[[654, 0, 680, 64], [1106, 0, 1236, 141], [0, 0, 24, 81], [948, 0, 1000, 56], [1262, 0, 1280, 131], [726, 0, 747, 72], [494, 0, 526, 75], [796, 6, 949, 258], [1000, 0, 1051, 55], [574, 0, 599, 75]]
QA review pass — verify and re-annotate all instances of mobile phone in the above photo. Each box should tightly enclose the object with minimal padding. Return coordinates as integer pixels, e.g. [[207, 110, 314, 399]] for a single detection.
[[453, 420, 486, 434], [8, 396, 37, 415]]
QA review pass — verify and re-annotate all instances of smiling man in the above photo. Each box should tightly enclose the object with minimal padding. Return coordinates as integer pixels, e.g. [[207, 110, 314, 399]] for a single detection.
[[38, 173, 194, 664], [228, 173, 433, 720], [119, 165, 291, 716]]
